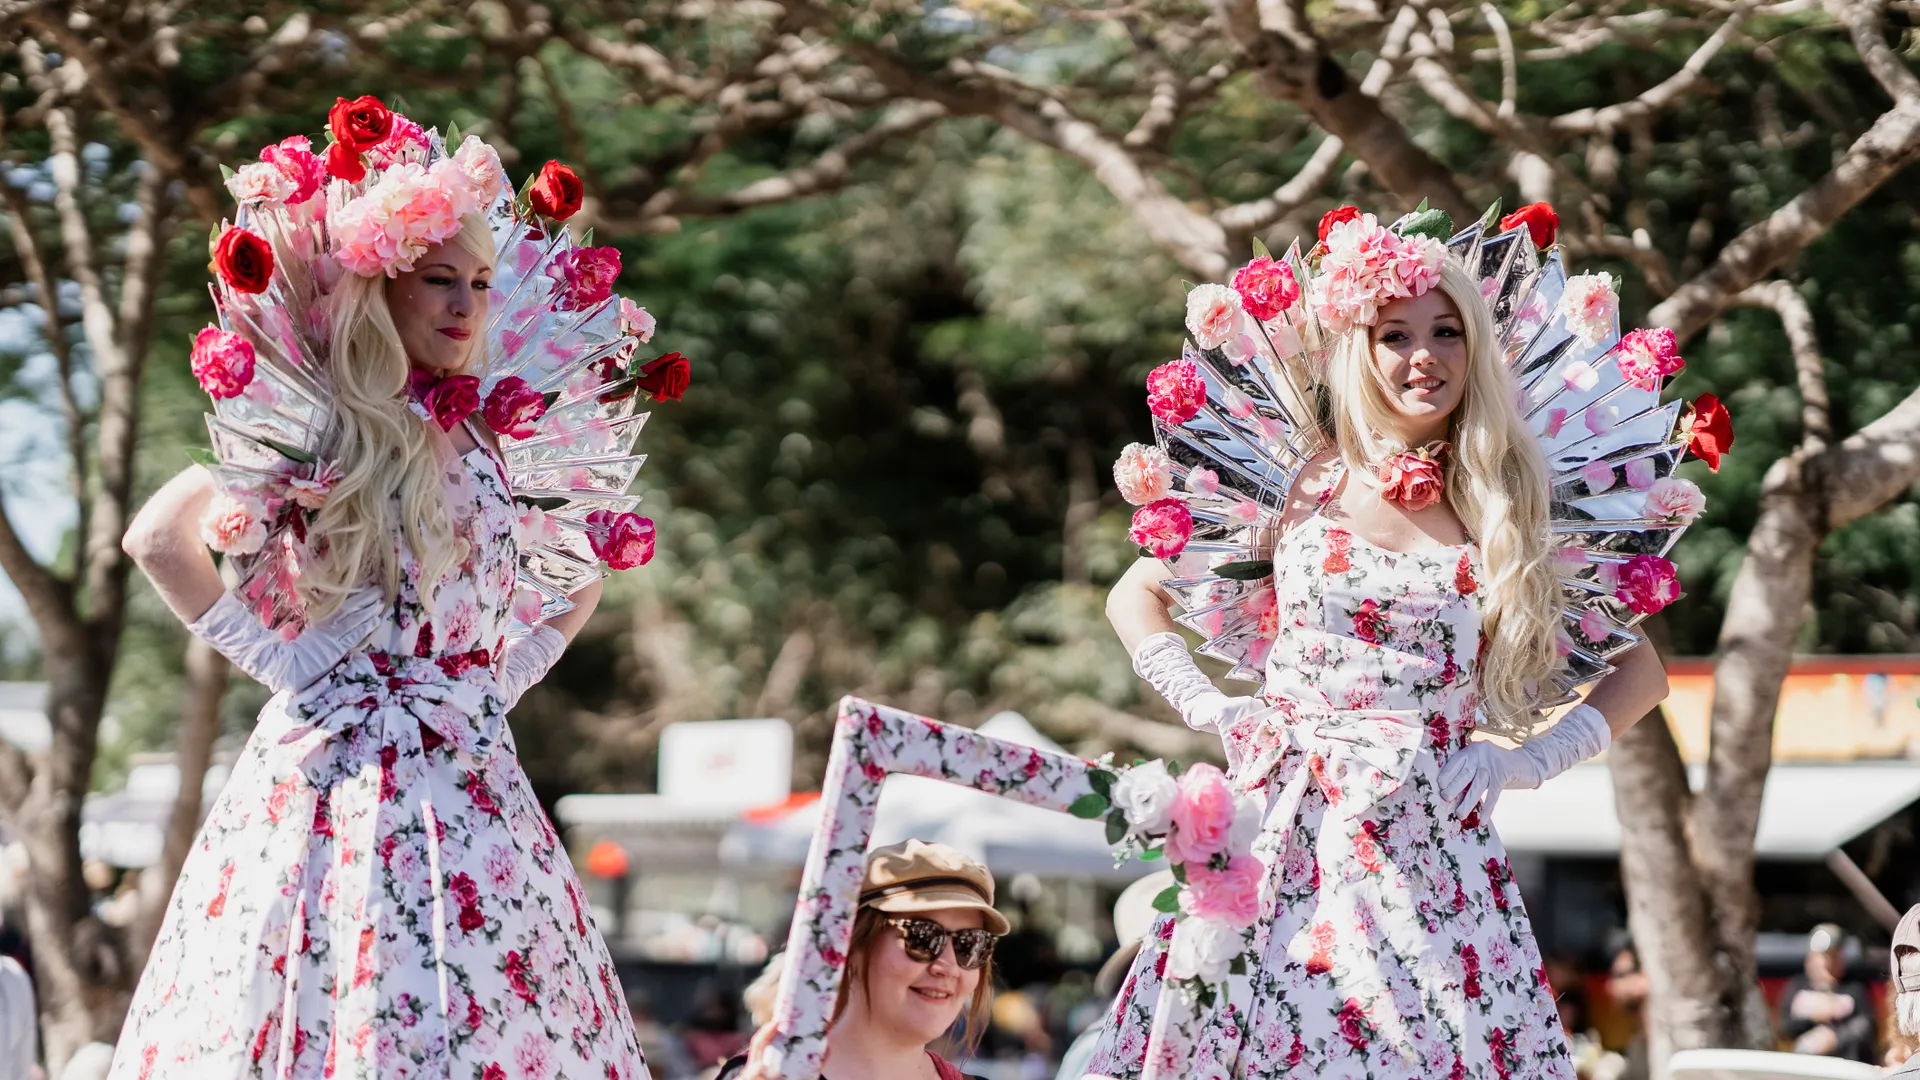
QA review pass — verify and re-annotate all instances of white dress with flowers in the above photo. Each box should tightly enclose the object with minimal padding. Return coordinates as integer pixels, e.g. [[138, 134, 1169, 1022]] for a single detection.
[[111, 439, 648, 1080], [1088, 481, 1573, 1080]]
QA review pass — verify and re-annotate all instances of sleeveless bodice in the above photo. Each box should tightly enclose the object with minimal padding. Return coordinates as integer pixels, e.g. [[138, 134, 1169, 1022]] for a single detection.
[[370, 445, 520, 666]]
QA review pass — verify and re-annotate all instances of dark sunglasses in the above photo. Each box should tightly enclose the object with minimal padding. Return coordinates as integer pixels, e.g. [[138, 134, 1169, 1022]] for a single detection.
[[885, 918, 998, 970]]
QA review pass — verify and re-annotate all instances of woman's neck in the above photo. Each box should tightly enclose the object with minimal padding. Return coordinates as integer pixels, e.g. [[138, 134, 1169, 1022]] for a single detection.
[[822, 1008, 937, 1080]]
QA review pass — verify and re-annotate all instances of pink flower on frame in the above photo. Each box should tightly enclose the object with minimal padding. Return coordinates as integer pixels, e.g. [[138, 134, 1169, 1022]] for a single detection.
[[1614, 554, 1680, 614], [201, 490, 269, 555], [1145, 359, 1207, 425], [190, 326, 257, 399], [1230, 257, 1299, 322], [1645, 476, 1706, 523], [1616, 327, 1684, 391], [1113, 443, 1174, 506], [1185, 284, 1245, 350], [1129, 498, 1193, 559], [546, 246, 622, 312]]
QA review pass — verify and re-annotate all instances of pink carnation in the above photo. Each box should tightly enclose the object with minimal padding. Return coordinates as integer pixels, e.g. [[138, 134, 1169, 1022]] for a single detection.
[[451, 135, 508, 207], [1230, 257, 1299, 322], [1645, 477, 1705, 524], [1556, 272, 1618, 348], [546, 246, 622, 312], [617, 297, 656, 342], [190, 326, 256, 399], [1113, 443, 1174, 506], [1182, 854, 1262, 928], [259, 135, 327, 205], [1185, 284, 1245, 350], [586, 510, 656, 570], [1146, 359, 1207, 424], [1165, 762, 1236, 866], [1614, 554, 1680, 615], [1615, 327, 1684, 391], [225, 162, 295, 205], [482, 376, 547, 440], [1130, 498, 1193, 559], [1310, 214, 1445, 333], [377, 115, 428, 159], [201, 491, 269, 555]]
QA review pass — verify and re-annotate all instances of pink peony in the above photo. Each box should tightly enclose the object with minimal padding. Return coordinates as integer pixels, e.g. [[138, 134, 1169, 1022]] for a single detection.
[[259, 135, 327, 205], [283, 462, 341, 511], [1615, 327, 1684, 391], [1184, 284, 1245, 350], [1614, 554, 1680, 614], [1165, 762, 1236, 865], [1145, 359, 1208, 424], [1113, 443, 1174, 506], [1231, 257, 1300, 322], [1129, 498, 1193, 559], [1645, 477, 1705, 523], [190, 326, 257, 399], [482, 376, 546, 440], [586, 510, 656, 570], [1376, 444, 1446, 512], [225, 162, 295, 205], [1557, 272, 1618, 348], [546, 246, 622, 312], [201, 490, 269, 555], [617, 297, 656, 342], [1182, 853, 1263, 928]]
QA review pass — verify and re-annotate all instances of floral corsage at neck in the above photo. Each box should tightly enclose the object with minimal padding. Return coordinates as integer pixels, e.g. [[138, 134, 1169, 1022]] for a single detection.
[[1374, 440, 1449, 512]]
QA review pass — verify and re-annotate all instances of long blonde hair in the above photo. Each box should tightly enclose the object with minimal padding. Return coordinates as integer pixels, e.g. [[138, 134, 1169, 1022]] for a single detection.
[[299, 213, 496, 619], [1321, 260, 1560, 734]]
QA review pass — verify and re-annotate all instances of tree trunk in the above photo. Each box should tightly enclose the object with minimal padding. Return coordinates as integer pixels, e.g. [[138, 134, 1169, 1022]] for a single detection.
[[130, 638, 229, 970]]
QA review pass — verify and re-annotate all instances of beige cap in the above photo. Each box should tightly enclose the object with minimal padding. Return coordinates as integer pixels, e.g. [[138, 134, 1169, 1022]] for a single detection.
[[1809, 922, 1846, 954], [1894, 904, 1920, 993], [860, 839, 1010, 937]]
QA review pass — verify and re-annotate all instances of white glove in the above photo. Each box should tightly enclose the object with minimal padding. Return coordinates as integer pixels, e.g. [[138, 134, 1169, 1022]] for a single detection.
[[494, 625, 567, 712], [1436, 703, 1611, 820], [1130, 632, 1264, 733], [188, 586, 387, 693]]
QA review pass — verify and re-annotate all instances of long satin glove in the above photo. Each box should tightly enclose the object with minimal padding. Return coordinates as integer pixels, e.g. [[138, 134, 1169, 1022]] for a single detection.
[[1435, 703, 1611, 819], [494, 625, 567, 712], [187, 586, 387, 693], [1130, 631, 1264, 734]]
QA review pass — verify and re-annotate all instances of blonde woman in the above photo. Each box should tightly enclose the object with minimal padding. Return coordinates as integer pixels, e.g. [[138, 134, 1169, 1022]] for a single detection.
[[112, 99, 662, 1079], [1095, 209, 1678, 1078]]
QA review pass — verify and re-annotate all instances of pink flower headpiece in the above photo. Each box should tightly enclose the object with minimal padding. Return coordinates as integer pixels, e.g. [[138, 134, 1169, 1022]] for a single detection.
[[1308, 211, 1447, 335], [329, 137, 507, 278]]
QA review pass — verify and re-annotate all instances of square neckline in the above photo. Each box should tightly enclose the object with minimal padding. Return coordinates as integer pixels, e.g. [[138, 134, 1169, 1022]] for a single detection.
[[1285, 455, 1478, 559]]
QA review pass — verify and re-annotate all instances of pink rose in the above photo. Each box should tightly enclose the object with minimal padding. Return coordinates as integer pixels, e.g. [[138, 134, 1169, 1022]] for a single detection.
[[1165, 762, 1236, 865], [617, 297, 656, 342], [1129, 498, 1193, 559], [1375, 444, 1446, 512], [1614, 554, 1680, 615], [1146, 359, 1207, 424], [1230, 257, 1299, 322], [201, 491, 269, 555], [1615, 327, 1684, 391], [482, 376, 547, 440], [190, 326, 256, 399], [546, 246, 622, 312], [259, 135, 327, 205], [1644, 477, 1705, 524], [1113, 443, 1173, 506], [586, 510, 656, 570], [1181, 853, 1262, 928], [1184, 284, 1245, 350], [415, 372, 481, 432]]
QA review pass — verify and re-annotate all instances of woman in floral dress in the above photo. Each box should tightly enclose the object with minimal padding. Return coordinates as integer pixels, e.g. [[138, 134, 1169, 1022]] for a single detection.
[[114, 115, 650, 1079], [1094, 230, 1673, 1077]]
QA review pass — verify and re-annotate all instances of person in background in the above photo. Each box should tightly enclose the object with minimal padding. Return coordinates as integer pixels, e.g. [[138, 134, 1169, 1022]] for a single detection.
[[1885, 904, 1920, 1076], [0, 919, 37, 1080], [722, 840, 1005, 1080], [1601, 943, 1651, 1080], [1052, 871, 1172, 1080], [1779, 923, 1877, 1063], [57, 1043, 115, 1080], [744, 951, 786, 1029], [682, 984, 750, 1073]]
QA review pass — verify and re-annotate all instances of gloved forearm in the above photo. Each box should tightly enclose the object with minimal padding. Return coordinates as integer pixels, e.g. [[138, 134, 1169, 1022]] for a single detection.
[[188, 586, 386, 693], [494, 624, 566, 712]]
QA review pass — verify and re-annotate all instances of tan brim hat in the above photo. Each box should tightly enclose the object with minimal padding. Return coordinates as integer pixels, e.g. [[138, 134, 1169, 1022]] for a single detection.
[[1894, 904, 1920, 992], [861, 839, 1011, 936], [864, 882, 1012, 936]]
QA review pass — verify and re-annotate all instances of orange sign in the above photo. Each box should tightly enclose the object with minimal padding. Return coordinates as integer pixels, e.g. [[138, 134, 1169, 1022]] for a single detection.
[[1661, 658, 1920, 762]]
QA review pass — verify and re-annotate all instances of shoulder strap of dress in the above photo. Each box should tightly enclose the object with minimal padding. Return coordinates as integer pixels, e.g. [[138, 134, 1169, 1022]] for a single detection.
[[928, 1050, 968, 1080]]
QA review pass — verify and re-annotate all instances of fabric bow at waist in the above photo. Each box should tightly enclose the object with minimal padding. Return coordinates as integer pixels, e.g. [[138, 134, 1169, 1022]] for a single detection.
[[1223, 697, 1428, 816], [289, 648, 509, 763]]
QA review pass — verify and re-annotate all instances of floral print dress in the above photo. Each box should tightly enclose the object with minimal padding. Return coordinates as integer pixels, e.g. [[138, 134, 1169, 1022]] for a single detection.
[[1088, 474, 1574, 1080], [112, 436, 648, 1080]]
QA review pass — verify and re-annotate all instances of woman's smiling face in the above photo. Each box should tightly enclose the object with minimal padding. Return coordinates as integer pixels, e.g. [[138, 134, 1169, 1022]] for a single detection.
[[1370, 287, 1468, 444]]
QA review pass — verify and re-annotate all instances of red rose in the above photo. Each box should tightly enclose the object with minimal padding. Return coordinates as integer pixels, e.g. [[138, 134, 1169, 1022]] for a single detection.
[[1230, 256, 1300, 321], [1499, 201, 1559, 249], [324, 95, 393, 182], [416, 373, 481, 432], [503, 950, 537, 1004], [1454, 551, 1477, 596], [529, 160, 584, 221], [635, 351, 690, 402], [457, 905, 485, 934], [1351, 598, 1387, 645], [1685, 392, 1734, 472], [213, 226, 275, 294], [482, 376, 546, 439], [586, 509, 656, 570], [1318, 205, 1361, 241]]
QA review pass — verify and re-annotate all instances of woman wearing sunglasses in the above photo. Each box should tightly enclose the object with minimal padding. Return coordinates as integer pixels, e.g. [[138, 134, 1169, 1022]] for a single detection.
[[721, 840, 1004, 1080]]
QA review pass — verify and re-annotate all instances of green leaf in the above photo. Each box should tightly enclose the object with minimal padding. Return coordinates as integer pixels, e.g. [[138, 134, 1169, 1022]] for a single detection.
[[1229, 955, 1247, 975], [184, 447, 220, 468], [1476, 198, 1504, 232], [1399, 205, 1454, 242], [1105, 811, 1128, 846], [1213, 559, 1273, 581], [1167, 759, 1185, 777], [445, 121, 462, 146], [1250, 237, 1271, 260], [218, 163, 236, 182], [1180, 279, 1197, 293], [1151, 885, 1181, 913], [1087, 769, 1113, 798], [1170, 862, 1188, 884], [259, 436, 318, 465], [1138, 845, 1164, 861], [1068, 792, 1110, 819]]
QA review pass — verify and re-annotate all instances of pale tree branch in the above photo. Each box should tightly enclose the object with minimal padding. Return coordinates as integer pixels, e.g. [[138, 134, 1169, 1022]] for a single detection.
[[1732, 281, 1830, 449], [1548, 5, 1750, 135], [1481, 3, 1518, 120], [1823, 0, 1920, 105], [1, 182, 90, 528]]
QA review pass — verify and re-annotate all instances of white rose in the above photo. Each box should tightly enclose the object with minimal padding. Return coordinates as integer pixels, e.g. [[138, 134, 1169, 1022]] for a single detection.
[[1166, 915, 1244, 984], [1110, 759, 1178, 837], [1227, 792, 1264, 854]]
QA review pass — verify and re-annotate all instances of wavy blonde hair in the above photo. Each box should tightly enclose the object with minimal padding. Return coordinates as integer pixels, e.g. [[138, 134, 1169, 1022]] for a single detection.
[[1321, 260, 1560, 735], [299, 213, 496, 620]]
